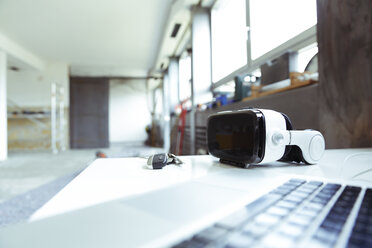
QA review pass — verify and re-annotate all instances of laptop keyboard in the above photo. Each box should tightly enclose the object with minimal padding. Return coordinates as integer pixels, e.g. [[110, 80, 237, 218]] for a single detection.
[[173, 179, 372, 248]]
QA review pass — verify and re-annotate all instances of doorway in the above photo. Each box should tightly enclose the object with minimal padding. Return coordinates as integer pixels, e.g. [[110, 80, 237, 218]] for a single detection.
[[70, 77, 109, 148]]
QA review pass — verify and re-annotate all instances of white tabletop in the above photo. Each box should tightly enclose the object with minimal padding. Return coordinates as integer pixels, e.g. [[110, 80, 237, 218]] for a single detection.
[[30, 148, 372, 221]]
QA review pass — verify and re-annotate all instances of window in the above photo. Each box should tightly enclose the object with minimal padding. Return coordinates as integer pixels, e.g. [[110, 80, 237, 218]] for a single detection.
[[213, 80, 235, 96], [154, 86, 163, 117], [249, 0, 317, 60], [178, 51, 192, 101], [297, 43, 318, 72], [211, 0, 247, 83]]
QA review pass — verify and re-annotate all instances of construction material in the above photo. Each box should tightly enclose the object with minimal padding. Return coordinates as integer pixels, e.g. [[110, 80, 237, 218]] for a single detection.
[[51, 83, 65, 154]]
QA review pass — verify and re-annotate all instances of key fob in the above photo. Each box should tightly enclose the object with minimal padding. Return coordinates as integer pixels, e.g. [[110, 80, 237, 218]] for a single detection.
[[147, 153, 168, 169]]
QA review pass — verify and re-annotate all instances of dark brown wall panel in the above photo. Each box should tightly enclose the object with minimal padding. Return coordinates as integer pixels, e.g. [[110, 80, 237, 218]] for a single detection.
[[70, 77, 109, 149], [317, 0, 372, 148]]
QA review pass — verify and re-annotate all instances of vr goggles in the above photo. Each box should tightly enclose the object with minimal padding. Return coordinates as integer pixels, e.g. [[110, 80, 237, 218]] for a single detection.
[[207, 108, 325, 168]]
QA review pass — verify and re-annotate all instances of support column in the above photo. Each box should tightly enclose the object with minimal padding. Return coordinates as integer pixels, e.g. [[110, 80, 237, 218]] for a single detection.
[[317, 0, 372, 148], [0, 51, 7, 160], [190, 7, 213, 154], [191, 7, 213, 106], [168, 57, 179, 113], [162, 73, 171, 152]]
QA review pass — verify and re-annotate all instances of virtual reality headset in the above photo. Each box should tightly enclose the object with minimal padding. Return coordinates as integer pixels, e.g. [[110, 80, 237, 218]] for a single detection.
[[207, 108, 325, 168]]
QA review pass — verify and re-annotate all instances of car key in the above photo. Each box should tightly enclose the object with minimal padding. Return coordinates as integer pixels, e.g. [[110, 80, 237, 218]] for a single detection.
[[147, 153, 168, 169], [147, 153, 183, 169]]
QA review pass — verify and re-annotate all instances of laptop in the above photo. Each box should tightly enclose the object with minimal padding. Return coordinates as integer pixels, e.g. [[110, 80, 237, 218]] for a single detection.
[[0, 151, 371, 248]]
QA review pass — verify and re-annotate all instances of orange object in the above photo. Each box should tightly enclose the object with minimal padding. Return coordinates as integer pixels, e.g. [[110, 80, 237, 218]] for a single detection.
[[95, 151, 107, 158]]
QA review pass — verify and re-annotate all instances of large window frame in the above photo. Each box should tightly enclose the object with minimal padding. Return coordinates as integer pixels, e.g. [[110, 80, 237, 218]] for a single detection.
[[211, 0, 317, 90], [210, 0, 248, 83]]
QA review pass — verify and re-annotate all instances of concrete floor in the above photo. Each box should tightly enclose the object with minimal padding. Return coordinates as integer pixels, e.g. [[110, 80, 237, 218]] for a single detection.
[[0, 143, 164, 203]]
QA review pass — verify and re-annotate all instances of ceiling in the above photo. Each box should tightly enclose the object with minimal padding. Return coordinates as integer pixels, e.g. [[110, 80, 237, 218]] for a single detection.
[[0, 0, 174, 77]]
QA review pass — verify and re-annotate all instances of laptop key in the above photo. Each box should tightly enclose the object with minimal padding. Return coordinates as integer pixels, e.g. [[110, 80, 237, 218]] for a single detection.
[[265, 206, 291, 217], [173, 181, 369, 248], [173, 239, 206, 248], [245, 193, 282, 215], [224, 232, 255, 248], [193, 225, 228, 243], [321, 218, 344, 232], [275, 199, 298, 210], [297, 207, 318, 218], [254, 213, 281, 226], [352, 222, 372, 234], [216, 193, 281, 230], [307, 181, 323, 187], [348, 235, 372, 248], [288, 178, 306, 185], [287, 213, 314, 227], [311, 186, 361, 246], [283, 194, 305, 204], [278, 222, 306, 238], [347, 188, 372, 248], [260, 232, 295, 248], [271, 186, 295, 196], [305, 202, 324, 212], [270, 179, 303, 196], [312, 227, 339, 245], [216, 208, 252, 230], [309, 184, 339, 206], [241, 222, 270, 238]]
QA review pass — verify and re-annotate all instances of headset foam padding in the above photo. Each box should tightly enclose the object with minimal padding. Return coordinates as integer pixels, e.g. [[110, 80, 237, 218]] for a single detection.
[[279, 113, 307, 164]]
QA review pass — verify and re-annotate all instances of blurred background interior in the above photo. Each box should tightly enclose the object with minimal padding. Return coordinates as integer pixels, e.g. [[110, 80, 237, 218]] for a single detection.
[[0, 0, 370, 223]]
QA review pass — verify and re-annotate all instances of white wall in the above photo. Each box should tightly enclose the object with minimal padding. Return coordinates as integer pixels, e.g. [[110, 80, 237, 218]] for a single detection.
[[109, 79, 151, 143], [7, 62, 69, 108], [0, 51, 7, 160]]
